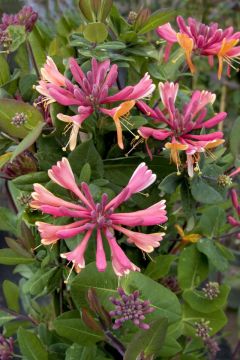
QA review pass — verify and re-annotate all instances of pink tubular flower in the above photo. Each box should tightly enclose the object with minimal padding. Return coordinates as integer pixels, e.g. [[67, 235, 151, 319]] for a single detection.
[[227, 189, 240, 238], [35, 57, 155, 150], [31, 158, 167, 276], [138, 81, 227, 176], [157, 16, 240, 79]]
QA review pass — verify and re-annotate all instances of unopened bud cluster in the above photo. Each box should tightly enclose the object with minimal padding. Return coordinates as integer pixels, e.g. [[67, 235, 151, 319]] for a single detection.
[[127, 11, 138, 24], [0, 6, 38, 33], [17, 193, 32, 206], [0, 335, 14, 360], [11, 112, 28, 127], [202, 282, 220, 300], [160, 276, 180, 293], [109, 288, 154, 330], [217, 174, 232, 187], [195, 319, 212, 340], [205, 337, 220, 357]]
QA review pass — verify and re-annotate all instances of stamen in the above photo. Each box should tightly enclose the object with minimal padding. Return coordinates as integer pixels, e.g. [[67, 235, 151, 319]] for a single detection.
[[31, 243, 42, 252], [125, 136, 144, 157], [138, 191, 149, 197], [64, 262, 75, 284], [120, 120, 136, 137]]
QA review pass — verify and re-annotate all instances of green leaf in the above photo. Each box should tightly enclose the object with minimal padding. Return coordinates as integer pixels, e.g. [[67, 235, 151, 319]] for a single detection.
[[0, 99, 44, 138], [154, 321, 182, 357], [191, 175, 223, 204], [12, 171, 49, 191], [97, 0, 113, 22], [104, 155, 174, 187], [69, 139, 104, 178], [79, 0, 95, 21], [28, 24, 49, 68], [65, 344, 97, 360], [0, 152, 12, 168], [178, 244, 208, 289], [8, 25, 27, 52], [124, 316, 168, 360], [137, 9, 176, 34], [19, 74, 37, 101], [17, 328, 48, 360], [160, 48, 186, 80], [53, 313, 104, 346], [144, 255, 176, 280], [3, 280, 20, 312], [0, 55, 10, 85], [79, 163, 91, 183], [159, 172, 182, 194], [197, 206, 225, 238], [83, 22, 108, 43], [182, 285, 230, 314], [71, 263, 181, 324], [10, 121, 44, 161], [0, 249, 35, 265], [230, 116, 240, 161], [24, 267, 60, 296], [0, 207, 19, 236], [197, 238, 229, 272], [0, 310, 15, 326]]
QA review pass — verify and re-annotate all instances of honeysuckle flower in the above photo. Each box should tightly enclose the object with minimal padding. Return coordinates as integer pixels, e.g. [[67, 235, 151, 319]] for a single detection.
[[31, 158, 167, 276], [157, 16, 240, 78], [35, 57, 155, 150], [138, 81, 227, 176]]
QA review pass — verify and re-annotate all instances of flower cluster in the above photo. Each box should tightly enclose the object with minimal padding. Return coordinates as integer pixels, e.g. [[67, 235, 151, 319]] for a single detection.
[[138, 82, 226, 176], [157, 16, 240, 79], [202, 282, 220, 300], [0, 335, 14, 360], [109, 288, 154, 329], [0, 6, 38, 33], [31, 158, 167, 276], [35, 57, 155, 150], [195, 319, 212, 340]]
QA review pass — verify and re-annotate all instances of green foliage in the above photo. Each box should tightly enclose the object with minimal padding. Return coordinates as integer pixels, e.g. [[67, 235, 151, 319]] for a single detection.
[[17, 328, 48, 360], [0, 1, 237, 359], [124, 316, 168, 359]]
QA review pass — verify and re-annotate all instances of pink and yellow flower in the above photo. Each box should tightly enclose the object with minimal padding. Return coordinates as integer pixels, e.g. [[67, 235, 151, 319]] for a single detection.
[[36, 57, 155, 150], [138, 81, 227, 176], [31, 158, 167, 276], [157, 16, 240, 79]]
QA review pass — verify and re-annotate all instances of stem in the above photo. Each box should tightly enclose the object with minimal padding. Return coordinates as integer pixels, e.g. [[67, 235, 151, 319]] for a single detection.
[[104, 329, 126, 357], [5, 180, 18, 214], [26, 39, 40, 79], [232, 340, 240, 360], [0, 306, 38, 326], [218, 85, 226, 132], [98, 316, 126, 357]]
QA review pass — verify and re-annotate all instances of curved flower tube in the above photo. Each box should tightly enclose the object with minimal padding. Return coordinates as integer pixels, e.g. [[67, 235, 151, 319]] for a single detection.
[[31, 158, 167, 276]]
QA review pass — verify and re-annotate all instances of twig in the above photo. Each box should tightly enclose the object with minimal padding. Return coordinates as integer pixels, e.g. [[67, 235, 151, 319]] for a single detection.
[[232, 340, 240, 360], [26, 39, 40, 79], [0, 306, 38, 326]]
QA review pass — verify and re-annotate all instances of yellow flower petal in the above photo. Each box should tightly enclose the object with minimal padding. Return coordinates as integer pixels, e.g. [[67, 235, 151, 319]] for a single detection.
[[176, 33, 196, 74]]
